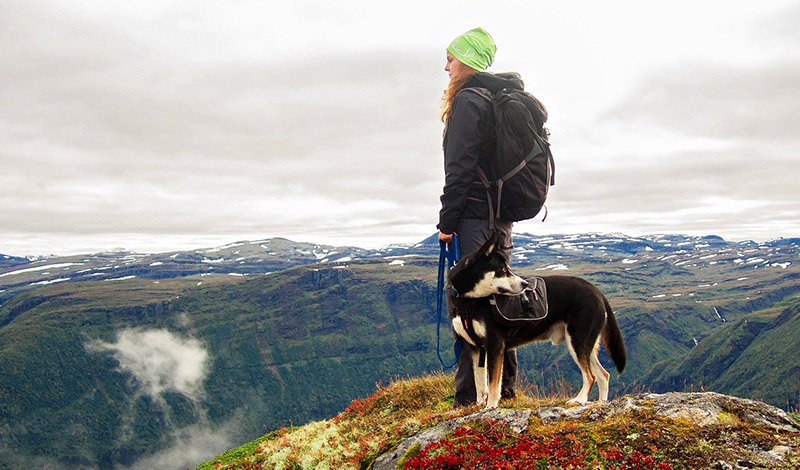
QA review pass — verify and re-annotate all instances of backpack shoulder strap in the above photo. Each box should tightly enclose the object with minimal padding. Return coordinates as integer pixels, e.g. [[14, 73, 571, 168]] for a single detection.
[[459, 87, 499, 229], [458, 86, 494, 102]]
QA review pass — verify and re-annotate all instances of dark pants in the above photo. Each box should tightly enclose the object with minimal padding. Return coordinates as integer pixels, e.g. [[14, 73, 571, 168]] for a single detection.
[[450, 219, 518, 406]]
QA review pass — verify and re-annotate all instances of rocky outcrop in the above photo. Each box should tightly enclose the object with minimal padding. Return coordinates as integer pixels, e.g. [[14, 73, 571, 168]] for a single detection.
[[375, 392, 800, 470], [533, 392, 799, 432]]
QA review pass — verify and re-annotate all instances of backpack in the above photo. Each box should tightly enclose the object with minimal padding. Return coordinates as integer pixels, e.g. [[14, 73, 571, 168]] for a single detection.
[[465, 87, 555, 225]]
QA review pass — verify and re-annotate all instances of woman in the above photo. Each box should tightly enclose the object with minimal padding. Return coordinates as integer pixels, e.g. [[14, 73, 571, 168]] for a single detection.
[[437, 27, 527, 406]]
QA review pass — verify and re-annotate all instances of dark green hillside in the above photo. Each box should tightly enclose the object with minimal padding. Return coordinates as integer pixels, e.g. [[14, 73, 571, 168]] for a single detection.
[[0, 262, 446, 469], [0, 277, 205, 469], [646, 297, 800, 408], [174, 262, 443, 430]]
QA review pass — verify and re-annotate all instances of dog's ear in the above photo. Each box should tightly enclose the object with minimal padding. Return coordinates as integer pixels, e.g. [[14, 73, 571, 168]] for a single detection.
[[478, 230, 501, 258]]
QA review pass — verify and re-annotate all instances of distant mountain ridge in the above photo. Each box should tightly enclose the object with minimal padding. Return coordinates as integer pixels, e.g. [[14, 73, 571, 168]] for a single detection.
[[0, 253, 28, 270], [2, 233, 798, 295]]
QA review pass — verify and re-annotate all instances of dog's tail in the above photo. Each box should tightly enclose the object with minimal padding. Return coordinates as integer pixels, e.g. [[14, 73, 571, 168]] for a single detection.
[[602, 296, 627, 373]]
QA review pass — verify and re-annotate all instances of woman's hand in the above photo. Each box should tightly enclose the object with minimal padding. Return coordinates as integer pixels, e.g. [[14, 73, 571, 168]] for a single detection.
[[438, 230, 454, 243]]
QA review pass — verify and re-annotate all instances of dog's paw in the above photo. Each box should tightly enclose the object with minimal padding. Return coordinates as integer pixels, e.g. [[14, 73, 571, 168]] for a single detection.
[[477, 391, 488, 407]]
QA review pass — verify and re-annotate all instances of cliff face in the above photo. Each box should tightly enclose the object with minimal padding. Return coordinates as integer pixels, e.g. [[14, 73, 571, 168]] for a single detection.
[[198, 374, 800, 470]]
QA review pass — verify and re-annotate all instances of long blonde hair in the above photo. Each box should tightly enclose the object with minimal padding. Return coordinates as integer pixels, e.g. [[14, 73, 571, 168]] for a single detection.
[[440, 66, 478, 123]]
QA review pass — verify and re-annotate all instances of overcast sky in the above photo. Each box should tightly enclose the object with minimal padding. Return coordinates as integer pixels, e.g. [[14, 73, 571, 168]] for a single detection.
[[2, 0, 798, 256]]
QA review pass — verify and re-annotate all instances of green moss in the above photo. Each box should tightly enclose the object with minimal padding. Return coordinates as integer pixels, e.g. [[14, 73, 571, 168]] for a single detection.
[[196, 429, 285, 470], [394, 442, 421, 470]]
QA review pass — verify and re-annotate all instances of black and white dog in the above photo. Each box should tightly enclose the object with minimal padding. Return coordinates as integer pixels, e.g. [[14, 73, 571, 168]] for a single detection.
[[448, 231, 627, 408]]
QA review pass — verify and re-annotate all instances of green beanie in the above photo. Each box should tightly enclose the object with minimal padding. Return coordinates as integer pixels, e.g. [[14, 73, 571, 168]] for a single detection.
[[447, 27, 496, 71]]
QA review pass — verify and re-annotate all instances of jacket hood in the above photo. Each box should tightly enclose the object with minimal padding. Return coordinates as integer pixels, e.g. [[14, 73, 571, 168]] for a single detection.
[[464, 72, 524, 93]]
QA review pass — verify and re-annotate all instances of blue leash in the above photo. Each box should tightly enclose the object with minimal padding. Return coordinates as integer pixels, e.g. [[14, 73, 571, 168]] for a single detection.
[[436, 235, 462, 368]]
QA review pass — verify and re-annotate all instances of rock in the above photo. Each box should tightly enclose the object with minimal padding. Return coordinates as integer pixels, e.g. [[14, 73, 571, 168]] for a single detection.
[[766, 444, 792, 460], [642, 392, 800, 432], [533, 392, 800, 432], [372, 408, 530, 470], [533, 404, 588, 423]]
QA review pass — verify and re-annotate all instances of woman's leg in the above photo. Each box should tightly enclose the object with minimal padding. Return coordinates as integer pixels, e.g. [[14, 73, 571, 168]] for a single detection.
[[451, 219, 517, 406]]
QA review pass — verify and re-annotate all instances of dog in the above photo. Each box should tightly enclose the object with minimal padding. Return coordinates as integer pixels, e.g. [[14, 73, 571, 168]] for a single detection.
[[448, 231, 626, 409]]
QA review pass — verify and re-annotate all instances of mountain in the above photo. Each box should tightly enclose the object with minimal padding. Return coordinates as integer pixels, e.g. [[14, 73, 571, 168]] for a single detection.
[[0, 233, 798, 469], [0, 238, 378, 296], [0, 253, 28, 270], [643, 300, 800, 407], [196, 375, 800, 470]]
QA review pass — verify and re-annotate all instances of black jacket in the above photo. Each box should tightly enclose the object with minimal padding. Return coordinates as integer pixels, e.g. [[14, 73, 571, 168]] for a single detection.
[[438, 72, 526, 233]]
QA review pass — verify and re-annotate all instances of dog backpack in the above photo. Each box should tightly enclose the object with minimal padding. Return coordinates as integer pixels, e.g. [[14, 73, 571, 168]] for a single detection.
[[466, 87, 555, 225]]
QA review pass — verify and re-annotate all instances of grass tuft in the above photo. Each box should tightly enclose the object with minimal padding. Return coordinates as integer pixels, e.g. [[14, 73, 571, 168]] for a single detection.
[[198, 373, 465, 470]]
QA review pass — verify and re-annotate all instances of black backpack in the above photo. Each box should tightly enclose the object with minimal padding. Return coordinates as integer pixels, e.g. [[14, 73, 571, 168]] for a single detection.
[[466, 87, 555, 225]]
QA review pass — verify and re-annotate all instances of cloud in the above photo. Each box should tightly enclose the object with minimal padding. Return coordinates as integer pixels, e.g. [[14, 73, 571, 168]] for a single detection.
[[751, 2, 800, 53], [87, 329, 209, 401], [85, 328, 243, 469], [122, 421, 238, 470], [604, 62, 800, 142], [1, 2, 446, 249], [2, 0, 799, 255], [538, 44, 800, 241]]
